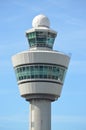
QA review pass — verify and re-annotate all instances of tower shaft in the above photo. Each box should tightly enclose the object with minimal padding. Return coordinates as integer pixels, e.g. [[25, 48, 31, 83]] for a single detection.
[[29, 99, 51, 130]]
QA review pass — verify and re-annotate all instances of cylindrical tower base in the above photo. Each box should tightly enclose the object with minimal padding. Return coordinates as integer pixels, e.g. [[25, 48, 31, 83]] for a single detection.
[[29, 99, 51, 130]]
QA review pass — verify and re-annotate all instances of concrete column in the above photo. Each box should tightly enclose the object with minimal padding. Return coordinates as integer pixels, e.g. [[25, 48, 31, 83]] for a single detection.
[[29, 99, 51, 130]]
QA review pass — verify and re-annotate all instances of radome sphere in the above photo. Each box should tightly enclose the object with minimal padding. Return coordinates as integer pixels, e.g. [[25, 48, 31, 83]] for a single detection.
[[32, 14, 50, 28]]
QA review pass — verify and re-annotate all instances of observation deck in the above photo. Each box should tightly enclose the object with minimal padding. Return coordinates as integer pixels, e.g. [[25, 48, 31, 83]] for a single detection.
[[12, 14, 70, 101]]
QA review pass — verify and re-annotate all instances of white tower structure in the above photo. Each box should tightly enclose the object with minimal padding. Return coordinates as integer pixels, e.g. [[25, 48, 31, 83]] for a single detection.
[[12, 14, 70, 130]]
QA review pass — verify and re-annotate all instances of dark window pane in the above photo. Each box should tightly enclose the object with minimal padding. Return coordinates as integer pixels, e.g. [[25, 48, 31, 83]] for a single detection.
[[15, 64, 66, 83]]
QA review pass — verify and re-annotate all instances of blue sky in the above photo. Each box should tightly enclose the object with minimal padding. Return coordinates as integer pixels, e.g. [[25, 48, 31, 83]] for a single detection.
[[0, 0, 86, 130]]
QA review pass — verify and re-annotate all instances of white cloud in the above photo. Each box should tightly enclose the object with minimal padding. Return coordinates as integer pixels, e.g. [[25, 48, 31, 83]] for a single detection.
[[69, 60, 86, 74], [0, 114, 27, 123], [12, 1, 28, 7], [0, 89, 15, 96], [52, 115, 86, 124]]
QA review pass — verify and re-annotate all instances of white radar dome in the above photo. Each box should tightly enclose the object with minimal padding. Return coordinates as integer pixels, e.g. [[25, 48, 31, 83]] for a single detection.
[[32, 14, 50, 28]]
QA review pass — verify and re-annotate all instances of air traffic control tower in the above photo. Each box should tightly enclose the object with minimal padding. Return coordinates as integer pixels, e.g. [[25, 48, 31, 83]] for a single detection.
[[12, 14, 70, 130]]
